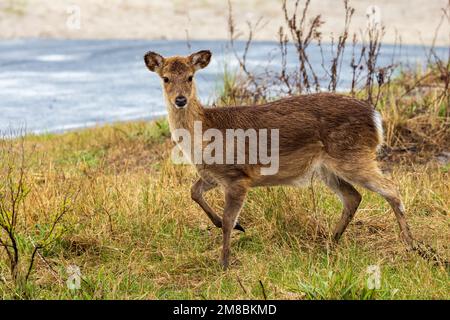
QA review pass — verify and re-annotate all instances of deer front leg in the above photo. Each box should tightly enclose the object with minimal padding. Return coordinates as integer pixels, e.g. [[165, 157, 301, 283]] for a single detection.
[[191, 178, 245, 232], [221, 182, 248, 270]]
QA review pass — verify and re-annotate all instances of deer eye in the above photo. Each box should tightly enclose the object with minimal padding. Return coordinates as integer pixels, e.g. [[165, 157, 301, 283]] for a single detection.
[[188, 75, 193, 82], [163, 77, 169, 83]]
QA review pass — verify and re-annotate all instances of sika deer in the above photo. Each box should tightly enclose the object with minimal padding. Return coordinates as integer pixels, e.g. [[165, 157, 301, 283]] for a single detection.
[[143, 50, 414, 269]]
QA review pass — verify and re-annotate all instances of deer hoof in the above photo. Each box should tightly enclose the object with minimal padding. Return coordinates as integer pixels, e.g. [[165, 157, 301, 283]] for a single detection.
[[234, 222, 245, 232]]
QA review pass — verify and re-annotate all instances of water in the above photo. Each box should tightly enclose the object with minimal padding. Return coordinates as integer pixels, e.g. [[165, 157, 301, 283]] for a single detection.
[[0, 39, 447, 134]]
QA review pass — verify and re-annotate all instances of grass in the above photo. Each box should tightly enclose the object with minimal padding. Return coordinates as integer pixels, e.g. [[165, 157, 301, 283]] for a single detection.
[[0, 113, 448, 299]]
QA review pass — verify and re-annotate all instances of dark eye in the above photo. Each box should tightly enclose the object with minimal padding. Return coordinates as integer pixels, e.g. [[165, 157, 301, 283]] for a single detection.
[[188, 76, 193, 82], [163, 77, 169, 83]]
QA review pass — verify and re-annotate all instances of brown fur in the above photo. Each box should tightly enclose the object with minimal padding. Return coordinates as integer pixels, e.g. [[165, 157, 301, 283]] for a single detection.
[[144, 50, 415, 269]]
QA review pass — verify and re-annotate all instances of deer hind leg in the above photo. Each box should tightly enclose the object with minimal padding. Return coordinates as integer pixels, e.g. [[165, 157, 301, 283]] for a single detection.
[[362, 174, 414, 248], [320, 168, 362, 242], [336, 163, 414, 248], [221, 181, 248, 270], [191, 178, 245, 232]]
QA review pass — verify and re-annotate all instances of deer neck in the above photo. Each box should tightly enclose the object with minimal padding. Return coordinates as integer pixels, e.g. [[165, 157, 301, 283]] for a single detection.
[[167, 97, 205, 135]]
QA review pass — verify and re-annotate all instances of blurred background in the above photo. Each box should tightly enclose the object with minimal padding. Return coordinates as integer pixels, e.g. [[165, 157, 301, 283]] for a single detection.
[[0, 1, 449, 299], [0, 0, 449, 133], [1, 0, 448, 44]]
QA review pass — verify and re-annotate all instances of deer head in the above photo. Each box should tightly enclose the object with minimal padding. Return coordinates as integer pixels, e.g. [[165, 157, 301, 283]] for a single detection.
[[144, 50, 212, 109]]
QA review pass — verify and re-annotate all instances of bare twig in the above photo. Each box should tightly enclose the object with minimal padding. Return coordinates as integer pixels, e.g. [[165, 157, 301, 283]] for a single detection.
[[259, 279, 267, 300], [236, 276, 248, 295]]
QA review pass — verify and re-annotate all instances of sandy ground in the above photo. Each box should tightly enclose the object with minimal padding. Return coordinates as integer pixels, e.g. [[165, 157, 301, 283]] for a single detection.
[[0, 0, 449, 46]]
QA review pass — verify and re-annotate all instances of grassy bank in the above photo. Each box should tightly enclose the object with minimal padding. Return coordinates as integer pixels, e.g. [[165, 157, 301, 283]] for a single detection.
[[0, 112, 448, 299]]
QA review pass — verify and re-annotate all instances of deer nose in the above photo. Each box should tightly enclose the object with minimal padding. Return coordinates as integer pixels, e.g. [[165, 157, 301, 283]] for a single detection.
[[175, 96, 187, 107]]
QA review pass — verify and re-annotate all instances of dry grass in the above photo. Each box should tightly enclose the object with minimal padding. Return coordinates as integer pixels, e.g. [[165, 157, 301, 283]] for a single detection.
[[376, 67, 450, 164], [0, 117, 448, 299]]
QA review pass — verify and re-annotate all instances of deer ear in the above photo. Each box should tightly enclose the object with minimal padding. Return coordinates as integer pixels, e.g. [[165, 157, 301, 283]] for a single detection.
[[144, 51, 164, 72], [189, 50, 212, 70]]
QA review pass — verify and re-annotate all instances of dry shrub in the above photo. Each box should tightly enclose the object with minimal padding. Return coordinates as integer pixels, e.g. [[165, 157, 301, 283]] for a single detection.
[[225, 0, 449, 164]]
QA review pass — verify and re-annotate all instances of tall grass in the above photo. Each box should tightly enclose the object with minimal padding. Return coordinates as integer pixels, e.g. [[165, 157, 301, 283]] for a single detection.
[[0, 121, 448, 299]]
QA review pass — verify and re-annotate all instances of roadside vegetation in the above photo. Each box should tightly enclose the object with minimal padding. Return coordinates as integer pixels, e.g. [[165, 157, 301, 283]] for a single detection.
[[0, 0, 448, 299]]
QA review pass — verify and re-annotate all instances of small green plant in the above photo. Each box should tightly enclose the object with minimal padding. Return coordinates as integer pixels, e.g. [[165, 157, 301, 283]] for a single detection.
[[147, 119, 171, 142]]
